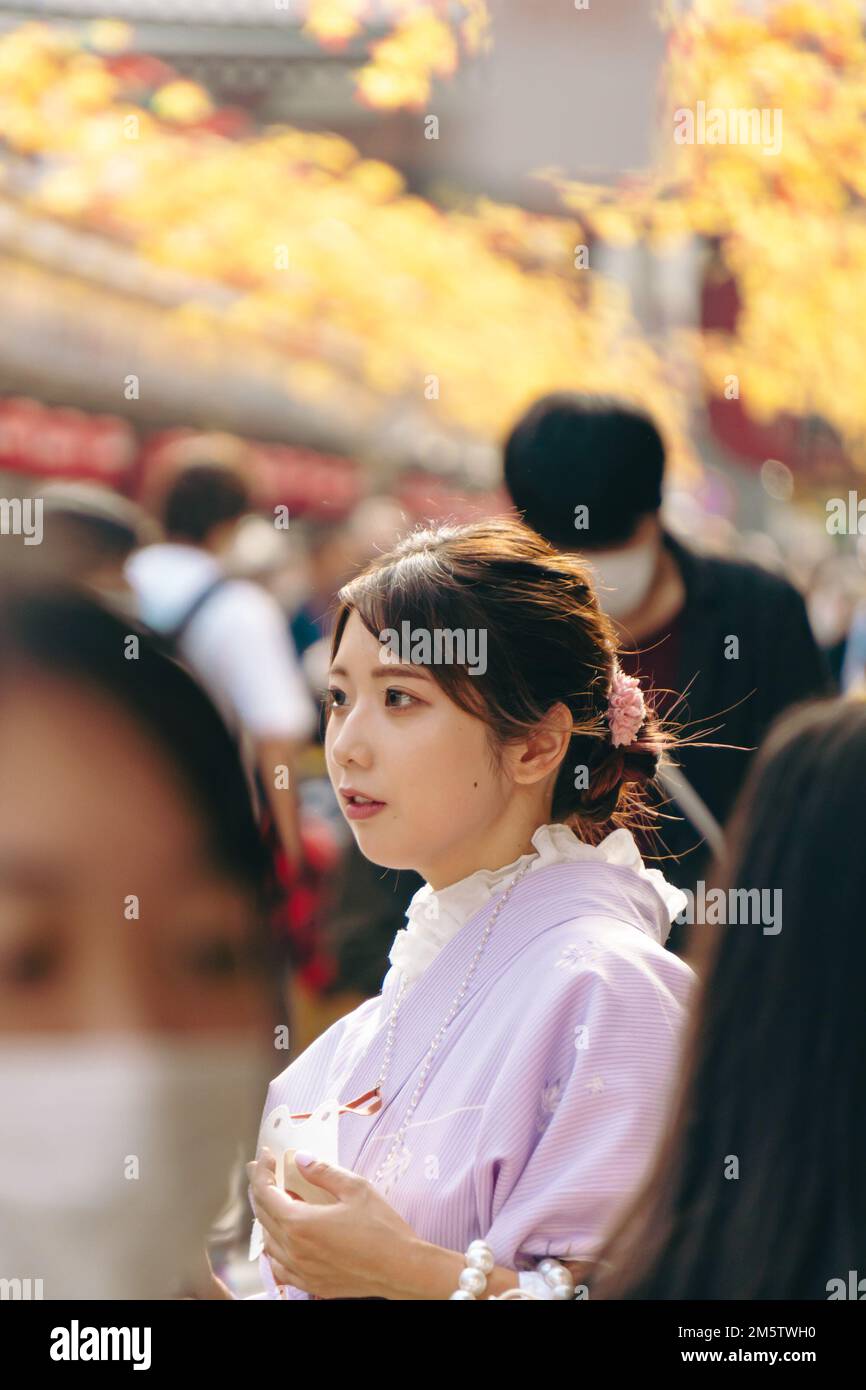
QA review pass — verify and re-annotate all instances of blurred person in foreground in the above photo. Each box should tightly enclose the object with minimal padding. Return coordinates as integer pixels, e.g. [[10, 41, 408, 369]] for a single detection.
[[587, 696, 866, 1299], [503, 394, 833, 924], [0, 587, 276, 1299], [127, 460, 317, 870]]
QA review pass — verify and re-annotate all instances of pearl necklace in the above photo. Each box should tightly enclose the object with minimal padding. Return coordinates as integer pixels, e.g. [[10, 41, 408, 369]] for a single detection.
[[368, 859, 533, 1192]]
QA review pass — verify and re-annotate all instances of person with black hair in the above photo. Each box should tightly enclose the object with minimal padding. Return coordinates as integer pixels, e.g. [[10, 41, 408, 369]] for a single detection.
[[127, 461, 317, 869], [503, 393, 833, 926]]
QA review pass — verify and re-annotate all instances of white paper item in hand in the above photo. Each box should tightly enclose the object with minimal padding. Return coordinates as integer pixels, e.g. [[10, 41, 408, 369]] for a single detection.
[[248, 1099, 341, 1260]]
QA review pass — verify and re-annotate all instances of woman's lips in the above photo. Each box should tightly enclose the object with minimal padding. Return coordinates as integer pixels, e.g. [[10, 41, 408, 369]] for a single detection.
[[340, 791, 387, 821]]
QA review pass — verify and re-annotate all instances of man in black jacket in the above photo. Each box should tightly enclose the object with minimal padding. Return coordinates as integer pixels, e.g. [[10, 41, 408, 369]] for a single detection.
[[503, 394, 833, 943]]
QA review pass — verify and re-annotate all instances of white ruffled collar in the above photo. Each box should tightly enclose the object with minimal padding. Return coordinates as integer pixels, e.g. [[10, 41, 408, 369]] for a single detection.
[[388, 824, 686, 988]]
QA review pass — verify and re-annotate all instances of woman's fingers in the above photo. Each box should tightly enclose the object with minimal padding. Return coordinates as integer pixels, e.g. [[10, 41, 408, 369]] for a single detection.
[[248, 1151, 278, 1188], [264, 1242, 302, 1289], [247, 1157, 286, 1217], [249, 1152, 313, 1284], [253, 1196, 294, 1250]]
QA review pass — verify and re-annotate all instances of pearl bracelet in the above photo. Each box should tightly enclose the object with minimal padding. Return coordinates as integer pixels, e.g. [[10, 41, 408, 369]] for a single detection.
[[448, 1244, 576, 1300], [536, 1257, 576, 1299], [447, 1240, 496, 1299]]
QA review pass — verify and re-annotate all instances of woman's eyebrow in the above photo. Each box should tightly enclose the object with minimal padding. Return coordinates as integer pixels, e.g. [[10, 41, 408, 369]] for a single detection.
[[370, 664, 432, 682], [329, 664, 433, 683]]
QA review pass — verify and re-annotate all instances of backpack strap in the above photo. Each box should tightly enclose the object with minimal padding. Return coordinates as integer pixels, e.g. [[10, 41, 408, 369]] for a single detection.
[[164, 576, 231, 648]]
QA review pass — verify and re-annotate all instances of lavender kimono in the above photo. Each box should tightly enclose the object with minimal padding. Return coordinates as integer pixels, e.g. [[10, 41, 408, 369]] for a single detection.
[[250, 859, 694, 1298]]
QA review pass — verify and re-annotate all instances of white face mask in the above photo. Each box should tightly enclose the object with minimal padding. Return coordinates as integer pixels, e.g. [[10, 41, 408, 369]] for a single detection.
[[586, 539, 659, 619], [0, 1034, 269, 1300]]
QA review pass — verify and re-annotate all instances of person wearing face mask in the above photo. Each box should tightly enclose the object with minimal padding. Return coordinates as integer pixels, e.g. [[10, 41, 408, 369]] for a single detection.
[[503, 394, 833, 938], [0, 587, 277, 1300]]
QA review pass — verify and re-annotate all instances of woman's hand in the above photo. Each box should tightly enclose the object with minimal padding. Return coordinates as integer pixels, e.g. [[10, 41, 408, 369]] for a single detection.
[[247, 1147, 421, 1300]]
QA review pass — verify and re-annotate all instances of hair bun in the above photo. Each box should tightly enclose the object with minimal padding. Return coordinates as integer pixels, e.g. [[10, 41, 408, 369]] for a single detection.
[[560, 714, 664, 841], [621, 741, 661, 788]]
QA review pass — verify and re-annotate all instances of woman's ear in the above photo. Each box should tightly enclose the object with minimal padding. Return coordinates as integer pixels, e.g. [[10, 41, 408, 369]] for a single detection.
[[505, 702, 574, 788]]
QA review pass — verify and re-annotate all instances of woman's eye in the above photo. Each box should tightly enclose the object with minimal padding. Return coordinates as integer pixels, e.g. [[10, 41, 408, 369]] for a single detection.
[[324, 687, 346, 713], [385, 688, 417, 709]]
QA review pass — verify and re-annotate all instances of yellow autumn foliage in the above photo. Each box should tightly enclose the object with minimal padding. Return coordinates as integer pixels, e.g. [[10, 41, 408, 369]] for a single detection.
[[303, 0, 366, 48], [355, 12, 459, 110], [0, 21, 692, 474], [552, 0, 866, 454], [304, 0, 490, 109]]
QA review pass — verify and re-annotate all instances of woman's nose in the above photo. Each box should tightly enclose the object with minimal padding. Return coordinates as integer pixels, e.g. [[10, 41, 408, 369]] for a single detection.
[[330, 706, 372, 769]]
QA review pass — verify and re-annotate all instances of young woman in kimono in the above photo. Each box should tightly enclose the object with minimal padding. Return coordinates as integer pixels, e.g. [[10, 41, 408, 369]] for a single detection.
[[245, 517, 695, 1300]]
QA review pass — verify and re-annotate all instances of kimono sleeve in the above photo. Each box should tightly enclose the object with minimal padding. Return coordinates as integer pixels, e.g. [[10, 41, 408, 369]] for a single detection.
[[475, 943, 691, 1270]]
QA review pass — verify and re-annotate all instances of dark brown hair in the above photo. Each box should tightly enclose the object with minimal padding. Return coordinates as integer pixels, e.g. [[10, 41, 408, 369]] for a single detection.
[[163, 463, 249, 544], [327, 517, 668, 842], [587, 696, 866, 1300]]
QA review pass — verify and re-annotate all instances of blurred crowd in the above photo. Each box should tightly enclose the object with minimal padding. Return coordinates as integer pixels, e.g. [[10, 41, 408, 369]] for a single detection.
[[10, 396, 862, 1022]]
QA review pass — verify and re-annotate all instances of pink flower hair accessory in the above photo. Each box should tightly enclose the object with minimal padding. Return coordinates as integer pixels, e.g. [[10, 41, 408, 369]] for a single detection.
[[606, 664, 647, 748]]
